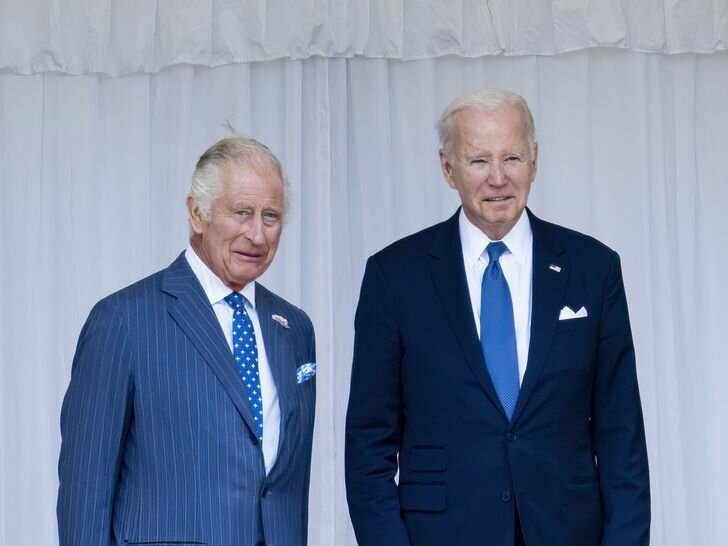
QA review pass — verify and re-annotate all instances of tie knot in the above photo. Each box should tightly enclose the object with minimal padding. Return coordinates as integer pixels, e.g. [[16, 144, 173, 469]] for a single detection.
[[486, 241, 509, 263], [224, 292, 244, 309]]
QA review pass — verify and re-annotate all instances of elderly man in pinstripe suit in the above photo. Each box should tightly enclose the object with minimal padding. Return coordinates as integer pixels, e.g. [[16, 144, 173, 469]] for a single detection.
[[58, 136, 317, 546]]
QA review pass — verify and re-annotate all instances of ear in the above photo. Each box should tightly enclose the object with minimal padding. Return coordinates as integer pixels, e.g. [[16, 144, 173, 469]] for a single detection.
[[186, 195, 206, 234], [439, 149, 457, 189], [531, 142, 538, 172]]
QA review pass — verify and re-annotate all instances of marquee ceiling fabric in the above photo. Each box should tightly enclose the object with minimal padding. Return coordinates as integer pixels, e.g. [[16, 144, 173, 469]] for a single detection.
[[2, 0, 727, 75]]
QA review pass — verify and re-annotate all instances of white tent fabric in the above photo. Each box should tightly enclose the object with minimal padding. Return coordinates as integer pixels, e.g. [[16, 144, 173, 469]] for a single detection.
[[1, 50, 727, 545], [2, 0, 728, 75]]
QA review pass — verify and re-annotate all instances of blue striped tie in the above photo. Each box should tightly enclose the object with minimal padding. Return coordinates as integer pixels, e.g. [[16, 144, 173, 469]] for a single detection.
[[225, 292, 264, 440], [480, 241, 520, 420]]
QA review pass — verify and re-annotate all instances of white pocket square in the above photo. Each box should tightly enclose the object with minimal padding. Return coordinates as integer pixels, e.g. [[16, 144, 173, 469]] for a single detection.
[[296, 362, 316, 384], [559, 306, 588, 320]]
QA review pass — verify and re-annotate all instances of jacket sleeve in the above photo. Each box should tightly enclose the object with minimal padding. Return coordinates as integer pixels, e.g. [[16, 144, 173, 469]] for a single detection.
[[57, 298, 134, 546], [592, 252, 651, 545], [345, 256, 411, 546]]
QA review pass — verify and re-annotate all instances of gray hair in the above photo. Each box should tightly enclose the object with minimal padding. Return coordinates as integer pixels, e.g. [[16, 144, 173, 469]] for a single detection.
[[189, 135, 288, 220], [436, 88, 536, 156]]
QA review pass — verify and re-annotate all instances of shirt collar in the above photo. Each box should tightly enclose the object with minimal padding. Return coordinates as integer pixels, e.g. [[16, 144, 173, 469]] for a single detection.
[[458, 208, 532, 266], [185, 245, 256, 308]]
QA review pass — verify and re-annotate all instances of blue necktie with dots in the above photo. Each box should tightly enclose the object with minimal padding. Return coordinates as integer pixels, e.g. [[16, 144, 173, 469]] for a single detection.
[[224, 292, 264, 440], [480, 241, 520, 420]]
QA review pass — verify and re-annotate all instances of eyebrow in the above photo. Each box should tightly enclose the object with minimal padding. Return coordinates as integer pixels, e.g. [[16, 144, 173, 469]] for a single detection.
[[461, 150, 527, 161]]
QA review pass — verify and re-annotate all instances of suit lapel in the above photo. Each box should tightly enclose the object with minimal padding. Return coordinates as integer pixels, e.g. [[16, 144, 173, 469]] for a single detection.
[[161, 253, 260, 438], [254, 284, 298, 472], [511, 210, 568, 423], [255, 286, 296, 424], [427, 211, 506, 417]]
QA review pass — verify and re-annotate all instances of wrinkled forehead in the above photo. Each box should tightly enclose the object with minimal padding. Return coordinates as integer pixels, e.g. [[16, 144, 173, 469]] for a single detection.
[[218, 161, 284, 197], [454, 104, 529, 130], [452, 106, 532, 152], [224, 154, 282, 179]]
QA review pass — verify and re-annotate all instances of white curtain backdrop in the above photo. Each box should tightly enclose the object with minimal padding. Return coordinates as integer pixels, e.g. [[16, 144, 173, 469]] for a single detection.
[[2, 0, 728, 74], [2, 49, 728, 545]]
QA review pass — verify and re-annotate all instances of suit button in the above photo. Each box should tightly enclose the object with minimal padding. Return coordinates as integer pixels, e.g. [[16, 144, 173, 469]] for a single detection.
[[262, 488, 273, 498], [507, 433, 517, 442], [501, 491, 512, 502]]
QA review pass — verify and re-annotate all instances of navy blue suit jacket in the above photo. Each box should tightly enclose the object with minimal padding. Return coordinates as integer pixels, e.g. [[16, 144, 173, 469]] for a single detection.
[[58, 253, 316, 546], [345, 209, 649, 546]]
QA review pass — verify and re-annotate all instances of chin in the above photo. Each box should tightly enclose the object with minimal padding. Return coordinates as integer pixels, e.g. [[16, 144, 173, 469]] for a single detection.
[[483, 214, 514, 227], [233, 272, 257, 285]]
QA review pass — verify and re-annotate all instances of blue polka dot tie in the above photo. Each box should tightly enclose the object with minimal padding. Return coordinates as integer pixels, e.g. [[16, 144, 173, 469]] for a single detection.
[[480, 241, 520, 420], [224, 292, 264, 440]]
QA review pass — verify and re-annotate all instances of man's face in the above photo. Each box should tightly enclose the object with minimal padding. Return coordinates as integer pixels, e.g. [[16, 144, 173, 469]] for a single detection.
[[188, 162, 285, 291], [440, 106, 537, 240]]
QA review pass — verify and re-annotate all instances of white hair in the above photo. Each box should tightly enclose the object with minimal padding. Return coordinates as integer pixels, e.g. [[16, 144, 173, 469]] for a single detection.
[[189, 136, 288, 221], [436, 88, 536, 156]]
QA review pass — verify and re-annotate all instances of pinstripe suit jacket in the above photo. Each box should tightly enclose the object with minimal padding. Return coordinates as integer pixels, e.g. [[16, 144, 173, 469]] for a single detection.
[[58, 253, 316, 546]]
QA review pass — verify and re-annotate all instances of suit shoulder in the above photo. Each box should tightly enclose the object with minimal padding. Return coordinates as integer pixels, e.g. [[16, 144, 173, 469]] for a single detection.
[[370, 221, 444, 266], [84, 266, 171, 326], [537, 217, 619, 259], [103, 268, 167, 307], [72, 268, 169, 354]]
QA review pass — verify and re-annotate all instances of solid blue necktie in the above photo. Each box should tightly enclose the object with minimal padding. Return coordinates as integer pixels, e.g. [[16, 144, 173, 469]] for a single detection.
[[480, 241, 520, 420], [224, 292, 264, 440]]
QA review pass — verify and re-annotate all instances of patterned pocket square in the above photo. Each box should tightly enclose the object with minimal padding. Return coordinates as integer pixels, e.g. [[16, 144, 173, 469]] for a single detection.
[[296, 362, 317, 384]]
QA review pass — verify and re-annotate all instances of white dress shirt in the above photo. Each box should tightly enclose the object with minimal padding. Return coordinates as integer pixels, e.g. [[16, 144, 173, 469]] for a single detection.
[[185, 246, 280, 474], [459, 210, 533, 385]]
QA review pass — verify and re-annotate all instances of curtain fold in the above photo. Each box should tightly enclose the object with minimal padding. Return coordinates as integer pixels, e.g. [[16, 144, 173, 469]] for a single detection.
[[2, 0, 727, 75], [1, 50, 727, 545]]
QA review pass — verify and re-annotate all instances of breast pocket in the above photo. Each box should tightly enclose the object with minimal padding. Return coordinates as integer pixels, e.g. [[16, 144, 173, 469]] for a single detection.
[[549, 316, 599, 374], [555, 316, 592, 333]]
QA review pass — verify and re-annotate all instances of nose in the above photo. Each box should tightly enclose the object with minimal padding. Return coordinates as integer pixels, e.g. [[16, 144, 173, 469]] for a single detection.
[[487, 161, 507, 187], [244, 215, 265, 244]]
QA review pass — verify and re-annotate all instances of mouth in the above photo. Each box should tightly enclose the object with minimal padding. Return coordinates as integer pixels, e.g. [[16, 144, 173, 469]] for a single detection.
[[234, 251, 265, 261], [483, 196, 512, 202]]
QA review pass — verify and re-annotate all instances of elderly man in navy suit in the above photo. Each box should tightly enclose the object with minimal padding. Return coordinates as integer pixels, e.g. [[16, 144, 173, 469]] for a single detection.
[[345, 89, 650, 545], [58, 136, 316, 546]]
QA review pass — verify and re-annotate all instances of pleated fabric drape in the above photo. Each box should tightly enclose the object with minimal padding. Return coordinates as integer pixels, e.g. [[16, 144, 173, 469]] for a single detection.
[[2, 0, 728, 74], [2, 50, 727, 544]]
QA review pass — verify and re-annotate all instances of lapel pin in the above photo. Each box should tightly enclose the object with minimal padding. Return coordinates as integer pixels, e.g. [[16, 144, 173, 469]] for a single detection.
[[549, 264, 562, 273], [272, 314, 289, 329]]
